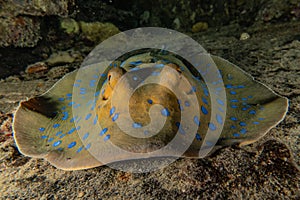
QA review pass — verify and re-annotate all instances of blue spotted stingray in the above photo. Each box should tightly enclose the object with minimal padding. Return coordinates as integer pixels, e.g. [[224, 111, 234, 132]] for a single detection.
[[13, 51, 288, 170]]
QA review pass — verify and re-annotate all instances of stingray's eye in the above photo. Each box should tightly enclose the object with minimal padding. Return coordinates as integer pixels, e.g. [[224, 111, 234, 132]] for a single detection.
[[108, 74, 112, 81]]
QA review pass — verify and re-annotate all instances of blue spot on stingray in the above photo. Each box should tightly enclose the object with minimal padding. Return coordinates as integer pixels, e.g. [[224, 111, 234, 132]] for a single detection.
[[53, 123, 60, 128], [230, 91, 237, 95], [100, 128, 108, 136], [132, 122, 142, 128], [83, 132, 89, 140], [73, 83, 80, 87], [155, 63, 164, 68], [184, 101, 190, 107], [253, 121, 260, 125], [191, 86, 197, 93], [242, 107, 249, 111], [68, 128, 76, 134], [41, 135, 47, 139], [203, 88, 209, 96], [68, 102, 75, 106], [217, 99, 224, 106], [58, 97, 64, 101], [216, 114, 223, 124], [93, 115, 98, 125], [240, 128, 247, 134], [206, 141, 214, 146], [89, 80, 96, 87], [85, 113, 92, 120], [230, 117, 238, 121], [237, 85, 245, 88], [68, 142, 76, 149], [53, 140, 62, 147], [112, 113, 119, 122], [80, 88, 86, 95], [133, 76, 138, 81], [258, 118, 265, 120], [61, 106, 66, 110], [55, 131, 63, 136], [202, 97, 208, 104], [230, 99, 239, 103], [239, 122, 247, 126], [241, 97, 248, 101], [201, 106, 208, 115], [76, 146, 83, 153], [73, 103, 81, 109], [151, 71, 160, 76], [94, 91, 100, 97], [218, 107, 225, 112], [104, 135, 111, 141], [225, 84, 233, 88], [85, 143, 91, 150], [47, 138, 54, 142], [76, 126, 81, 130], [120, 61, 125, 67], [175, 122, 185, 134], [59, 134, 66, 139], [110, 107, 116, 116], [130, 67, 140, 71], [177, 100, 184, 111], [248, 95, 253, 98], [62, 111, 69, 120], [231, 105, 238, 108], [90, 101, 96, 111], [70, 116, 77, 123], [66, 93, 72, 97], [39, 127, 45, 132], [230, 125, 236, 129], [129, 60, 143, 66], [147, 99, 153, 104], [161, 108, 170, 117], [233, 133, 240, 137], [196, 133, 202, 141], [208, 123, 217, 131], [193, 116, 200, 126], [76, 79, 82, 82]]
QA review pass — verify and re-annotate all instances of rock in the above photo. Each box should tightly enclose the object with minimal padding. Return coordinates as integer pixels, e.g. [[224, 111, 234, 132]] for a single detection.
[[46, 51, 82, 66], [25, 62, 48, 74], [0, 0, 73, 17], [60, 18, 80, 35], [192, 22, 208, 33], [0, 17, 41, 47], [240, 32, 250, 40], [78, 21, 120, 44]]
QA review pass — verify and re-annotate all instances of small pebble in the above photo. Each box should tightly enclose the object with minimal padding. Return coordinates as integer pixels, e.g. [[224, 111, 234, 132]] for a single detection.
[[192, 22, 208, 33], [25, 62, 48, 74], [77, 192, 84, 198], [240, 32, 250, 40]]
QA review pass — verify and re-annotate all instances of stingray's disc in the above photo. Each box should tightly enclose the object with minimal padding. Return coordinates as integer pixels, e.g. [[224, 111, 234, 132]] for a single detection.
[[13, 28, 288, 172]]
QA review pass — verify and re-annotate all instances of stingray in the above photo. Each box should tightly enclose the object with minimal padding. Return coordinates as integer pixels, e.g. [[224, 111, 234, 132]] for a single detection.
[[13, 50, 288, 171]]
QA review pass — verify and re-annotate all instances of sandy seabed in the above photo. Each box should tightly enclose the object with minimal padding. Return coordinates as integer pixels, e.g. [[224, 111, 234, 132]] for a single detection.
[[0, 21, 299, 199]]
